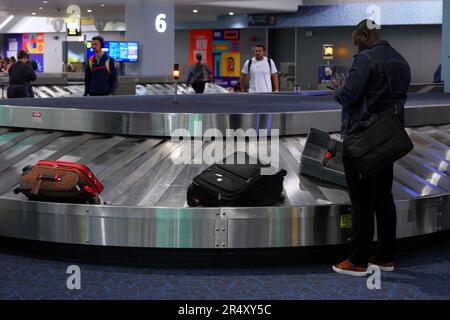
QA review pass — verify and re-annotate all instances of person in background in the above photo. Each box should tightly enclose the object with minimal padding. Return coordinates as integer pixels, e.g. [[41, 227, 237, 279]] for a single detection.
[[433, 64, 442, 83], [84, 35, 118, 96], [332, 19, 411, 276], [7, 50, 36, 98], [26, 53, 38, 97], [26, 53, 38, 71], [186, 53, 212, 94], [239, 44, 279, 93], [5, 57, 16, 72], [1, 58, 10, 72]]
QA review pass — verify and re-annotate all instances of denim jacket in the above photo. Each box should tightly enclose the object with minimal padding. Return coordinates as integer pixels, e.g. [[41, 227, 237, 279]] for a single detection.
[[336, 40, 411, 137]]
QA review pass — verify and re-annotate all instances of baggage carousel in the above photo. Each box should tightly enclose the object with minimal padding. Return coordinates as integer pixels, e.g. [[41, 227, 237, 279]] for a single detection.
[[0, 92, 449, 263]]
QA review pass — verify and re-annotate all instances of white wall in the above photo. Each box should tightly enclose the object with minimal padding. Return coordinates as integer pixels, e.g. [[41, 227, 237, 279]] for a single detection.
[[42, 31, 124, 73], [43, 33, 65, 73]]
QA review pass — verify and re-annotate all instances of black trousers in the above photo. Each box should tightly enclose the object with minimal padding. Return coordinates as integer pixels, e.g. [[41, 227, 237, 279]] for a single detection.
[[7, 85, 30, 98], [342, 147, 397, 267], [192, 80, 206, 94]]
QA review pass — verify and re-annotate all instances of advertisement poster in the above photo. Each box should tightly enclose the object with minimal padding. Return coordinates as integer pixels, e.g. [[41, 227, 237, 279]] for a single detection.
[[2, 33, 44, 72], [22, 33, 44, 54], [212, 29, 240, 89], [189, 30, 213, 72], [189, 29, 241, 89]]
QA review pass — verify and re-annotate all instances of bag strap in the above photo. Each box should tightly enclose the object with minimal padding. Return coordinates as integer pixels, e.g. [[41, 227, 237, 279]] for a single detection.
[[88, 56, 94, 71], [105, 58, 111, 75], [380, 61, 398, 114], [247, 57, 272, 79], [89, 56, 111, 75], [344, 53, 398, 135]]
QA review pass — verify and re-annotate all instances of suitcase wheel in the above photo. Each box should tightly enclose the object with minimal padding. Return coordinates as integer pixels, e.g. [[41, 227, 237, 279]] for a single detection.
[[22, 165, 33, 174]]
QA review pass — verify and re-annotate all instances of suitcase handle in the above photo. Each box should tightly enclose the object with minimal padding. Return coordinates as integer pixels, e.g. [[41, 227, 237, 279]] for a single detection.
[[13, 186, 32, 194], [38, 174, 61, 182]]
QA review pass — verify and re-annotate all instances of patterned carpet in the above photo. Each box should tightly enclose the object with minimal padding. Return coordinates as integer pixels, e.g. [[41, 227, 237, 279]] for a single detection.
[[0, 241, 449, 300]]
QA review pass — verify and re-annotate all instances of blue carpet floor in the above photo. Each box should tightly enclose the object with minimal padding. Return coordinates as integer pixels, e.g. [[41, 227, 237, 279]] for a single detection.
[[0, 243, 449, 300]]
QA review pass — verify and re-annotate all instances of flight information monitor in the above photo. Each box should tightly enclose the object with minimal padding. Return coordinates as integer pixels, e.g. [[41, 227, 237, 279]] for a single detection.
[[86, 41, 139, 62]]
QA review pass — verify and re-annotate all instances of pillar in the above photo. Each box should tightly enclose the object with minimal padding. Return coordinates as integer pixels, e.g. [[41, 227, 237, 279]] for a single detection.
[[443, 0, 450, 92], [125, 0, 175, 76]]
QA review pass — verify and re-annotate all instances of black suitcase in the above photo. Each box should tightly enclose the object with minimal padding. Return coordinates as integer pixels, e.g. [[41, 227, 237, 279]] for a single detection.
[[187, 154, 287, 207]]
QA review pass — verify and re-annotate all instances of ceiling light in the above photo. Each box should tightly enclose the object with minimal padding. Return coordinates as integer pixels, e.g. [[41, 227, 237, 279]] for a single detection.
[[87, 9, 92, 13], [43, 1, 48, 3], [39, 7, 43, 10], [193, 9, 198, 13], [32, 12, 36, 15], [229, 12, 234, 16], [100, 4, 105, 7], [0, 15, 14, 31]]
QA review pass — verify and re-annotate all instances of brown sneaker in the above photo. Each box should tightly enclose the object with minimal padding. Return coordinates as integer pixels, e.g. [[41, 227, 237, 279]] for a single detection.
[[368, 256, 395, 272], [332, 259, 368, 276]]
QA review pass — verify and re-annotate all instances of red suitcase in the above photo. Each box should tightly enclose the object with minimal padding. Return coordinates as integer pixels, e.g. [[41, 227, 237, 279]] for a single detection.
[[14, 160, 104, 204]]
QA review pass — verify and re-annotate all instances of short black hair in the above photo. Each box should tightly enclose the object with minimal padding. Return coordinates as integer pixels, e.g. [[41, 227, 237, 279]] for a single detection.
[[17, 50, 28, 60], [92, 35, 105, 48], [255, 44, 266, 51], [354, 19, 381, 35], [195, 53, 202, 61]]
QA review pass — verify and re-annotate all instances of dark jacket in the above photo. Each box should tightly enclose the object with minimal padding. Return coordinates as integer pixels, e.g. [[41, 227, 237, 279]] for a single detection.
[[336, 40, 411, 137], [27, 59, 38, 71], [7, 61, 37, 98], [84, 54, 118, 96]]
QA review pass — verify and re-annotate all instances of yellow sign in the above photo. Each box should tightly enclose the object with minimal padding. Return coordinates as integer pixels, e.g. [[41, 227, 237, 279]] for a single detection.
[[220, 52, 240, 77], [340, 214, 352, 229], [324, 47, 334, 56]]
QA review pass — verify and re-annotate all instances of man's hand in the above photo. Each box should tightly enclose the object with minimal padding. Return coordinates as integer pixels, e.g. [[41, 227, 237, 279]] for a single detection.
[[332, 79, 343, 90], [332, 78, 343, 101]]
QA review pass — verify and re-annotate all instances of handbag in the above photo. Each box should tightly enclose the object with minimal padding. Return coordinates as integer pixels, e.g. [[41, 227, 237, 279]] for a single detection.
[[343, 62, 413, 178]]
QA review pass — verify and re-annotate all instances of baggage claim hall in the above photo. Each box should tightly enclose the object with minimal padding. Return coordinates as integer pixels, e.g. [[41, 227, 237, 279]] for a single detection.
[[0, 0, 450, 302]]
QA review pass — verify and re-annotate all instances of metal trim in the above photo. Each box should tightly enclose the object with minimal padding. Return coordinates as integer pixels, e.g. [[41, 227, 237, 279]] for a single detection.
[[0, 195, 447, 249], [1, 104, 450, 137]]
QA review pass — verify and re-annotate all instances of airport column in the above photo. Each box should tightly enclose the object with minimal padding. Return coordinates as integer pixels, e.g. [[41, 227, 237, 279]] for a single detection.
[[125, 0, 175, 76], [444, 0, 450, 93]]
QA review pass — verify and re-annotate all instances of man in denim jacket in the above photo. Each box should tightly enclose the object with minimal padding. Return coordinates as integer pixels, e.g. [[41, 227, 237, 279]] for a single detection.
[[332, 19, 411, 276]]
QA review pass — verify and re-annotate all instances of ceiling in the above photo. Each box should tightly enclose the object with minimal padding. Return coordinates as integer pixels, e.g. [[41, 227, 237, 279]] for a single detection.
[[0, 0, 417, 23], [0, 0, 302, 23]]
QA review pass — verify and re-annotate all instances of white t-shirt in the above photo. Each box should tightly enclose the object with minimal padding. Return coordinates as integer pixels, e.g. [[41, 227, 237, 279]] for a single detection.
[[241, 57, 278, 93]]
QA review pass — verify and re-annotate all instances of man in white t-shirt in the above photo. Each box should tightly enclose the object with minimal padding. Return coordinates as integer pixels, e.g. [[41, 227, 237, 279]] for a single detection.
[[239, 44, 279, 93]]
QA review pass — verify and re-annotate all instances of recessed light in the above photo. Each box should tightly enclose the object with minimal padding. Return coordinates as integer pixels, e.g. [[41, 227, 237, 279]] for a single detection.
[[38, 7, 43, 10], [43, 1, 48, 3], [32, 12, 36, 15], [100, 4, 105, 7], [87, 9, 92, 13], [229, 12, 234, 16], [193, 9, 198, 13]]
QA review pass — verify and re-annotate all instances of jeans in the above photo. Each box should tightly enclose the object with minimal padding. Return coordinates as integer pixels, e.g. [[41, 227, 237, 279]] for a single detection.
[[343, 147, 397, 267]]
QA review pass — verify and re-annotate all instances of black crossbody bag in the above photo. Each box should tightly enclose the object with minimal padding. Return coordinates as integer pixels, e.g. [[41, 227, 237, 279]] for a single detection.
[[343, 62, 414, 178]]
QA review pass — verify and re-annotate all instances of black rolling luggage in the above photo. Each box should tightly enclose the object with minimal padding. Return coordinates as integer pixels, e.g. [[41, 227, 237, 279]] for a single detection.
[[187, 153, 287, 207]]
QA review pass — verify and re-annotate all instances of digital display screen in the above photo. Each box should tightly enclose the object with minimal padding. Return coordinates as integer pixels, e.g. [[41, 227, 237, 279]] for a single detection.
[[323, 44, 334, 60], [86, 41, 139, 62], [318, 66, 337, 83]]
